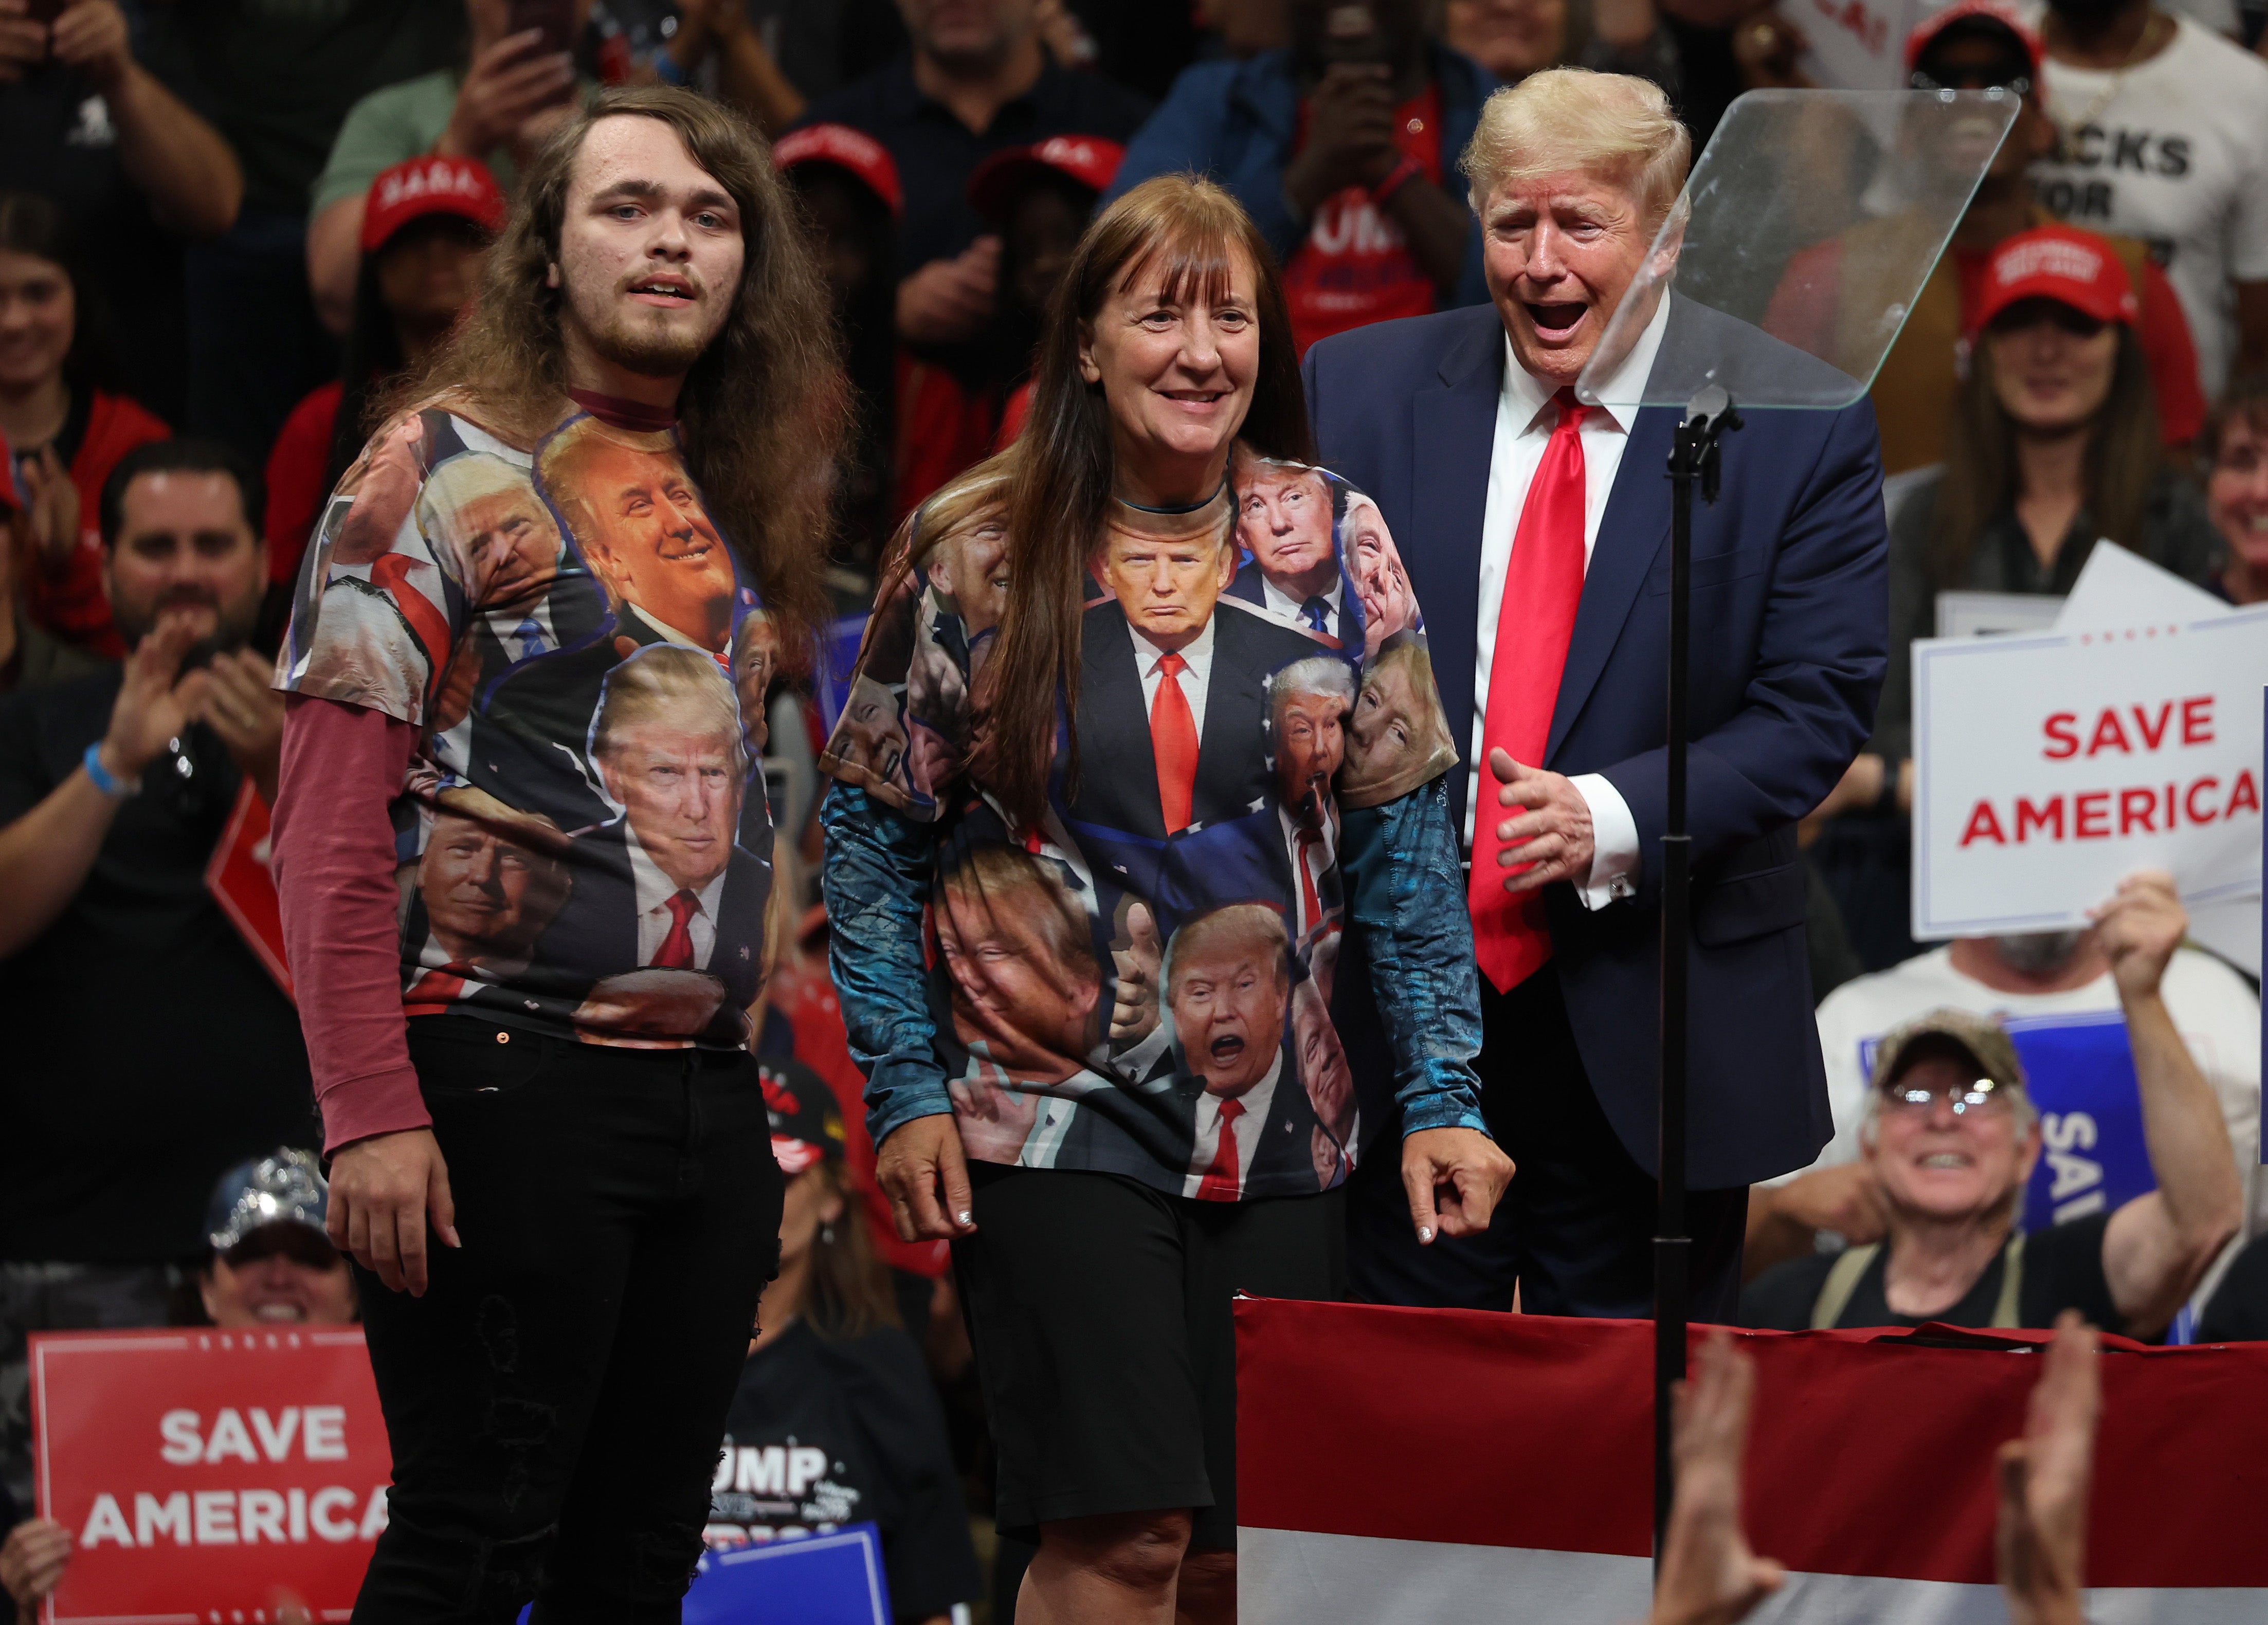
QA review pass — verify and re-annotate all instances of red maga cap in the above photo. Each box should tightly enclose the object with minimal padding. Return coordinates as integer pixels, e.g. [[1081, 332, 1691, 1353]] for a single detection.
[[968, 135, 1125, 224], [360, 155, 506, 253], [1904, 0, 2042, 79], [772, 123, 903, 218], [1975, 224, 2139, 328]]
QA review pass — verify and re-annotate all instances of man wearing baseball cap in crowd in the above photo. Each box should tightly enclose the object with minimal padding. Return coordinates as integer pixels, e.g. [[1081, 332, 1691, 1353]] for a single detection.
[[966, 134, 1122, 450], [1743, 872, 2244, 1337], [263, 156, 509, 585], [705, 1059, 983, 1624], [1767, 0, 2204, 484]]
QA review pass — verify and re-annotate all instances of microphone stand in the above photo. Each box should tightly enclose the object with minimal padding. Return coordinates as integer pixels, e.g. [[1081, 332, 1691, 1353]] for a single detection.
[[1655, 385, 1741, 1567]]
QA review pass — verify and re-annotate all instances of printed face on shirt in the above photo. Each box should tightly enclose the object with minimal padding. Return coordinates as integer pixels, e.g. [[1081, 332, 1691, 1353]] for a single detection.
[[1344, 647, 1423, 784], [598, 719, 744, 892], [1292, 977, 1354, 1144], [929, 512, 1010, 636], [937, 851, 1102, 1081], [421, 808, 572, 963], [1236, 462, 1337, 600], [732, 611, 778, 756], [1168, 908, 1291, 1100], [445, 479, 564, 608], [833, 674, 910, 789], [1346, 497, 1416, 655], [1098, 527, 1234, 653], [554, 435, 735, 651], [1273, 685, 1347, 828]]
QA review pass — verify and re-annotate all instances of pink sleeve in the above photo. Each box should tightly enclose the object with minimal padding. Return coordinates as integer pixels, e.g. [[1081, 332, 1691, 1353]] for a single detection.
[[271, 693, 432, 1153]]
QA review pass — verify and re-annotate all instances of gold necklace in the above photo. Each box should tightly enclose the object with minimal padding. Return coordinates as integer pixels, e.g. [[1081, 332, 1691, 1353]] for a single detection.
[[2046, 11, 2168, 147]]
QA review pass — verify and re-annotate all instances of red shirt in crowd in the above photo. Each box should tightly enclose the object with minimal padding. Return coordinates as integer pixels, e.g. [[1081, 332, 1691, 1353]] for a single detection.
[[1279, 82, 1445, 356], [263, 379, 343, 589], [23, 390, 170, 657], [893, 350, 998, 527]]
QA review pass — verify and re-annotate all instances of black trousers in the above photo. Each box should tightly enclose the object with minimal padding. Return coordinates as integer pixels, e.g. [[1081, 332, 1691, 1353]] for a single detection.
[[1349, 965, 1748, 1321], [351, 1017, 784, 1624]]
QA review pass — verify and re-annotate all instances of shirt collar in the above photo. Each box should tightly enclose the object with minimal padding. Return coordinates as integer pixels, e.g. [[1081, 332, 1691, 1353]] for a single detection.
[[623, 820, 728, 915], [1131, 607, 1217, 678], [1500, 285, 1674, 435], [1203, 1049, 1282, 1126]]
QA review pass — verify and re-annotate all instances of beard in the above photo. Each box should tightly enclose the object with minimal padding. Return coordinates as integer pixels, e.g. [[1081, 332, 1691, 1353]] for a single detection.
[[567, 273, 730, 381], [2044, 0, 2132, 20], [113, 585, 263, 660], [1990, 929, 2088, 976]]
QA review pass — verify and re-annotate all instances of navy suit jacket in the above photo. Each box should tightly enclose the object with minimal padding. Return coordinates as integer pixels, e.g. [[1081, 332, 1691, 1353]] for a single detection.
[[1302, 297, 1888, 1187]]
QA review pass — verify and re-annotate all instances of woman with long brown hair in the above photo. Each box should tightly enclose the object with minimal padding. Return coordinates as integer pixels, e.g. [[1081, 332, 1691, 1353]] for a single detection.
[[1857, 224, 2220, 787], [818, 175, 1509, 1622]]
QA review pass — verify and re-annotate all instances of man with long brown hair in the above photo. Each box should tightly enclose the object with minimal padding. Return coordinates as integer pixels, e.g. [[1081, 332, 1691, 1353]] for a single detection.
[[267, 86, 846, 1622]]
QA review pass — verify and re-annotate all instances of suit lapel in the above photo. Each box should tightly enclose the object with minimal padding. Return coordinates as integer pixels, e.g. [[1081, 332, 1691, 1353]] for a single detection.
[[1547, 404, 1674, 763], [1195, 613, 1264, 822], [1077, 604, 1165, 838], [1408, 308, 1503, 832]]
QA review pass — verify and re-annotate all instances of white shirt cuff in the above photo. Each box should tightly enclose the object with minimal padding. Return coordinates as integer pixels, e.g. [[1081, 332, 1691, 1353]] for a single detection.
[[1570, 773, 1640, 910]]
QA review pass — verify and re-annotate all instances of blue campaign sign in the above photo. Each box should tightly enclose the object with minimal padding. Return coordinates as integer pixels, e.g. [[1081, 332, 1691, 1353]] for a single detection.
[[509, 1523, 891, 1624], [1859, 1010, 2154, 1234], [684, 1524, 893, 1624]]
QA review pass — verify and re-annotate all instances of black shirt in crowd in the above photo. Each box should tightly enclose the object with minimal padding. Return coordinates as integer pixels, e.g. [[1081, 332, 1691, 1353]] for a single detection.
[[1740, 1213, 2124, 1334], [2199, 1230, 2268, 1343], [0, 51, 189, 424], [0, 670, 317, 1266], [797, 55, 1150, 279], [708, 1320, 982, 1622]]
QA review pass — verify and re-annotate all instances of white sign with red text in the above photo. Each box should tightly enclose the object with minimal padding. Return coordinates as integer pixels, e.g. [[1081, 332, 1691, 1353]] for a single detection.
[[31, 1327, 390, 1624], [1911, 545, 2265, 939]]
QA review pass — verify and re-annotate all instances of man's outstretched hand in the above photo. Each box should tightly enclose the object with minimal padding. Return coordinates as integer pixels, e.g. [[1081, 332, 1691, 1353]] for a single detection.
[[1652, 1332, 1786, 1625], [327, 1128, 459, 1296], [1402, 1126, 1513, 1244]]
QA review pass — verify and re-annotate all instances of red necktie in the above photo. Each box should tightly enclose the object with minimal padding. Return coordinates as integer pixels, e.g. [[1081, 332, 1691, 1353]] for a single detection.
[[1151, 651, 1199, 835], [1469, 388, 1591, 994], [368, 553, 457, 675], [1195, 1096, 1246, 1202], [654, 889, 699, 969], [404, 960, 476, 1015], [1293, 827, 1323, 939]]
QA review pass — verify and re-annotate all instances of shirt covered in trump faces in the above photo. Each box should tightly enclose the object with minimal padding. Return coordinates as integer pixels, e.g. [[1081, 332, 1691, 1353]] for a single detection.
[[279, 396, 776, 1047], [819, 448, 1457, 1201]]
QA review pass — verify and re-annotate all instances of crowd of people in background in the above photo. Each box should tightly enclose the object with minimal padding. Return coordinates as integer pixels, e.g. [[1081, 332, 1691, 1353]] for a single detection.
[[2, 0, 2265, 1619]]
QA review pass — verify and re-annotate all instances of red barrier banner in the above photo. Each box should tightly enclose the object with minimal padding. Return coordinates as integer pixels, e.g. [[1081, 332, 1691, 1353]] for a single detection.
[[1237, 1300, 2268, 1624], [30, 1327, 390, 1624]]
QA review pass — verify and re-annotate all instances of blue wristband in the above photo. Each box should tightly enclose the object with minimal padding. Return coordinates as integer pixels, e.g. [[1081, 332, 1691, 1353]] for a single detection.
[[82, 741, 134, 799]]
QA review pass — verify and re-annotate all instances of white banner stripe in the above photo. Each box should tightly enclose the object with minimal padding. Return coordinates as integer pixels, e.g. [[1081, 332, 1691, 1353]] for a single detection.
[[1239, 1528, 2268, 1625]]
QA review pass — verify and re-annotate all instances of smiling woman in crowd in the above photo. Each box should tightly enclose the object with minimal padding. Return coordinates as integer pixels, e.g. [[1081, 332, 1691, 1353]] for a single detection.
[[819, 173, 1508, 1622], [2201, 374, 2268, 605], [1854, 224, 2223, 805]]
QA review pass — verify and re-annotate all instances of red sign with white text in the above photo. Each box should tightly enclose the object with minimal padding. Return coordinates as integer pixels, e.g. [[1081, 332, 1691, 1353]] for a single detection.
[[30, 1328, 390, 1624]]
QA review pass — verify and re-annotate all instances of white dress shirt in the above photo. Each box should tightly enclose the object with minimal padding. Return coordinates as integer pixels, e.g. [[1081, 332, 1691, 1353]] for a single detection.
[[1131, 611, 1217, 739], [627, 823, 727, 969], [1184, 1052, 1282, 1199], [1465, 292, 1673, 908], [1258, 571, 1345, 638], [1277, 804, 1338, 940]]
